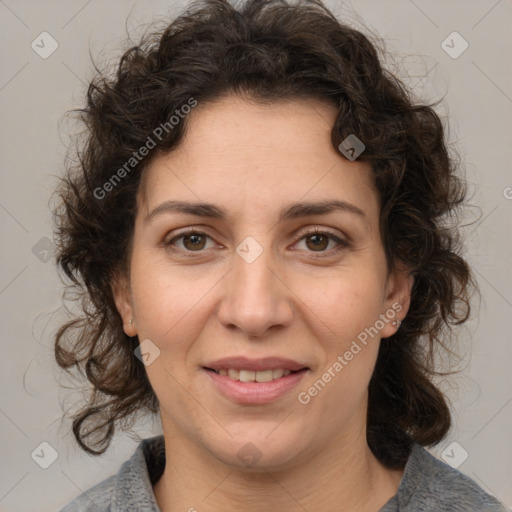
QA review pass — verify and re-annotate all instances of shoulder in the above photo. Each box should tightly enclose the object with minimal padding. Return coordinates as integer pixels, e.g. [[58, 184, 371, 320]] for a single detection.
[[58, 475, 115, 512], [389, 443, 509, 512], [58, 435, 165, 512]]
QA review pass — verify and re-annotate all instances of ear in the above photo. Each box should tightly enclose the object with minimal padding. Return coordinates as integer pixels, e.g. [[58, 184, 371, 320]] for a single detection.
[[111, 272, 137, 337], [380, 262, 414, 339]]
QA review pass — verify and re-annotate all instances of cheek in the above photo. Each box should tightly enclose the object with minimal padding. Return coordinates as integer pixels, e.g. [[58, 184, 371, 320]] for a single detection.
[[129, 253, 215, 342], [129, 262, 213, 414], [290, 265, 387, 345]]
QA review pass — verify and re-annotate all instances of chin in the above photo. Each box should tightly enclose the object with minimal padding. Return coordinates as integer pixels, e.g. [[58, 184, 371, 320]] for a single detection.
[[206, 429, 312, 471]]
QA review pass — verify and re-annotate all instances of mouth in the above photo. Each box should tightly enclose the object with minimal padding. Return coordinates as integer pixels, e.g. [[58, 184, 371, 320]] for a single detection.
[[203, 367, 308, 382], [202, 366, 310, 404]]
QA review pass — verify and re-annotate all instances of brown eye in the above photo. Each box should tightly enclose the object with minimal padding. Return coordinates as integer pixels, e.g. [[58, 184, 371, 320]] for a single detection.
[[182, 233, 207, 251], [305, 233, 329, 251], [294, 228, 350, 257], [166, 230, 215, 254]]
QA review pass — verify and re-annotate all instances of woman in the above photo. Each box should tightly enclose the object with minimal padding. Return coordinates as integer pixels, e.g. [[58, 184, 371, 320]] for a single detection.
[[54, 0, 508, 510]]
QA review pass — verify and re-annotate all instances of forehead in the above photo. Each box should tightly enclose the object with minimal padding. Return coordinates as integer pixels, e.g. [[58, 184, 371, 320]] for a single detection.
[[139, 95, 378, 222]]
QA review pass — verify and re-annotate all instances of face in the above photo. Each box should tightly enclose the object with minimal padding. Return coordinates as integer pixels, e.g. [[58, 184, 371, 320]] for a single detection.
[[114, 94, 413, 470]]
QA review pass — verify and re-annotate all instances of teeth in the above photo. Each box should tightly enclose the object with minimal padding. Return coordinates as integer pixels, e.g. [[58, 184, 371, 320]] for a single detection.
[[255, 370, 273, 382], [273, 368, 284, 379], [228, 368, 239, 380], [239, 369, 255, 382], [213, 368, 295, 382]]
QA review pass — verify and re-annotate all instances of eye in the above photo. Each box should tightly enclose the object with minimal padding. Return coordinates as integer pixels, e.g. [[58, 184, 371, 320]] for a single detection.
[[165, 230, 216, 253], [294, 227, 349, 256]]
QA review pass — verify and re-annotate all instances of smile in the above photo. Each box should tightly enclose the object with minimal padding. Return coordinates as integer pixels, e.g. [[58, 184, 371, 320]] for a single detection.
[[207, 368, 296, 382], [204, 367, 309, 404]]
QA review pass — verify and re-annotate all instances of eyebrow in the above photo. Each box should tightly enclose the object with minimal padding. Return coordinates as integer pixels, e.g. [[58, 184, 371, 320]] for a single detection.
[[144, 199, 367, 224]]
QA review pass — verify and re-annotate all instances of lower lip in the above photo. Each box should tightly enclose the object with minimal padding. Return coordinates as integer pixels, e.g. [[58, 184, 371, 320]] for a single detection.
[[204, 368, 308, 404]]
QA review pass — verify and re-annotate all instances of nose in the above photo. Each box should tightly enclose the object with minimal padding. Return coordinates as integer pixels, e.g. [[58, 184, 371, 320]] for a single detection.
[[216, 243, 294, 338]]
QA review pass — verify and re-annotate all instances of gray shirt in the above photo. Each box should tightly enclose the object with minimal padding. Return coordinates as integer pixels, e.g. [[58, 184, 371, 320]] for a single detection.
[[58, 435, 509, 511]]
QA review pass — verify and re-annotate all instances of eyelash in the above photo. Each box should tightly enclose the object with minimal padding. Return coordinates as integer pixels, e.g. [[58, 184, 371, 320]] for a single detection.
[[164, 227, 350, 258]]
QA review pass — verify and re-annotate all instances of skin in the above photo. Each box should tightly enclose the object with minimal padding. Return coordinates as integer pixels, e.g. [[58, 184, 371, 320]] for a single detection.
[[113, 94, 414, 512]]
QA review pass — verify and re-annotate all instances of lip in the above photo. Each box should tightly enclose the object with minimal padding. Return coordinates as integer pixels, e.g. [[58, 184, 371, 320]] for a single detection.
[[204, 367, 309, 404], [203, 356, 308, 372]]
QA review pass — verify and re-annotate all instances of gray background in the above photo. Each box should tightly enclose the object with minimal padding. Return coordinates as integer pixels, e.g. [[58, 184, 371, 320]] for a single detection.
[[1, 1, 511, 511]]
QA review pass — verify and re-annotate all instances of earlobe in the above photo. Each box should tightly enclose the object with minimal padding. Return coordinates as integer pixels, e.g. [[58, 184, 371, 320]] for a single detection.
[[381, 266, 415, 339], [111, 273, 137, 337]]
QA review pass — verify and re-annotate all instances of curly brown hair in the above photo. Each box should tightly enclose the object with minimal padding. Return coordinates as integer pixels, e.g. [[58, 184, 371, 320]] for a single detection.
[[53, 0, 474, 468]]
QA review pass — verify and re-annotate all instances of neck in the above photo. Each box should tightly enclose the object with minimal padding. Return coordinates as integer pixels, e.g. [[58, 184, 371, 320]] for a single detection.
[[153, 424, 404, 512]]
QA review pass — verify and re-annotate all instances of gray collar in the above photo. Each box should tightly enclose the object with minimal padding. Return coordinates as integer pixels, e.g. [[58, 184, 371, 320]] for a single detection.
[[111, 435, 165, 511]]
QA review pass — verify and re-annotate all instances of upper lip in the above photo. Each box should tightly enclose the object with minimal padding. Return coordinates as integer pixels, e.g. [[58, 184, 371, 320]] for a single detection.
[[204, 356, 308, 372]]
